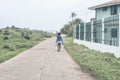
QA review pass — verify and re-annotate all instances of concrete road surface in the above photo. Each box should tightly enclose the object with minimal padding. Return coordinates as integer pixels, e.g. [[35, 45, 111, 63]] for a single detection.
[[0, 37, 95, 80]]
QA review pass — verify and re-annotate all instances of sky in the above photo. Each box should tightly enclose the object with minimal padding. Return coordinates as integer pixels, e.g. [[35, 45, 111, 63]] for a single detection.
[[0, 0, 111, 32]]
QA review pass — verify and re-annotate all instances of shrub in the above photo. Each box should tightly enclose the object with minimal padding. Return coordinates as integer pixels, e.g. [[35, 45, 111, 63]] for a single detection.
[[2, 45, 10, 49], [4, 31, 9, 35], [0, 29, 2, 33], [24, 35, 30, 40], [2, 45, 16, 51], [21, 32, 26, 37], [3, 36, 9, 40]]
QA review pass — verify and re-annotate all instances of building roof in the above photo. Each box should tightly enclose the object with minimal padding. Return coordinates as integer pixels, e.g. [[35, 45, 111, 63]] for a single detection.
[[88, 0, 120, 10]]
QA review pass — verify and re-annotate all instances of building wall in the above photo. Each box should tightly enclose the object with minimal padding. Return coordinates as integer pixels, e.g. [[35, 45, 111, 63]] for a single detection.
[[93, 19, 102, 43], [104, 15, 119, 46], [74, 39, 120, 58], [96, 4, 120, 20], [74, 14, 120, 58], [96, 7, 111, 20], [118, 4, 120, 13]]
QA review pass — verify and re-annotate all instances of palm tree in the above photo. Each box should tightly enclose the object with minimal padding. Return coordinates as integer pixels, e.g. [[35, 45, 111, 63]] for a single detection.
[[73, 18, 83, 26], [70, 12, 76, 37], [60, 12, 83, 37], [70, 12, 77, 27], [71, 12, 76, 20]]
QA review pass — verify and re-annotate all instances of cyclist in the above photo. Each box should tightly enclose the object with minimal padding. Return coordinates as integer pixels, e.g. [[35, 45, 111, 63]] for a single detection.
[[56, 32, 63, 52]]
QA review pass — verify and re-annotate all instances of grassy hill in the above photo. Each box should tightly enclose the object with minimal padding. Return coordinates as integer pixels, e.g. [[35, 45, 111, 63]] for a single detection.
[[0, 26, 51, 63]]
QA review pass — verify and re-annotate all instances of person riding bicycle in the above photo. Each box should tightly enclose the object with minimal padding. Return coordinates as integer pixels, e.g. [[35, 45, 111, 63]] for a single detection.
[[56, 32, 63, 52]]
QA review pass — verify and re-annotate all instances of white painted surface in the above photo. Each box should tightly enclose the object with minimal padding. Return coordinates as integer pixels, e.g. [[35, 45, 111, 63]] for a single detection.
[[74, 39, 120, 58], [102, 18, 104, 44], [119, 13, 120, 46]]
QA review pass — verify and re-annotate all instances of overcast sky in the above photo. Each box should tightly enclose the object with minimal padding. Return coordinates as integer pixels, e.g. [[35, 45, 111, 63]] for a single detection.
[[0, 0, 111, 32]]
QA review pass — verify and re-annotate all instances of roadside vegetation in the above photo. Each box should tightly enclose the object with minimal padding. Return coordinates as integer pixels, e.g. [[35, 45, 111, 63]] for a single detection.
[[60, 12, 83, 37], [63, 37, 120, 80], [0, 26, 51, 64]]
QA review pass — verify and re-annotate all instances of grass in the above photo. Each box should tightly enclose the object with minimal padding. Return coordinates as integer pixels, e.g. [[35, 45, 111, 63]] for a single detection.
[[63, 37, 120, 80], [0, 27, 51, 64], [0, 48, 26, 63]]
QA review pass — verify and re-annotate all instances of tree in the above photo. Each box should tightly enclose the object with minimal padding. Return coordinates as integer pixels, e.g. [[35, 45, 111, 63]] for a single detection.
[[11, 25, 15, 28], [73, 18, 83, 26], [70, 12, 77, 27], [71, 12, 77, 21], [60, 12, 83, 37], [61, 24, 69, 34]]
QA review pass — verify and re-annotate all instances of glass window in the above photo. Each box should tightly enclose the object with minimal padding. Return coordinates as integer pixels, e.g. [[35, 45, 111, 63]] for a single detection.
[[111, 28, 117, 38], [76, 25, 79, 39], [103, 7, 107, 11], [111, 5, 117, 15], [80, 23, 84, 40], [104, 28, 107, 33], [86, 22, 91, 42], [93, 28, 97, 37]]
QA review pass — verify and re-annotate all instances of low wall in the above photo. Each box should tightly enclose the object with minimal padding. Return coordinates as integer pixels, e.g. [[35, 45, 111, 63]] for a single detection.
[[74, 39, 120, 58]]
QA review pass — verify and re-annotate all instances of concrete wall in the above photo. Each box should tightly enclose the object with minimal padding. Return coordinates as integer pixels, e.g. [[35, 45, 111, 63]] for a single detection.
[[74, 39, 120, 58], [96, 7, 111, 20]]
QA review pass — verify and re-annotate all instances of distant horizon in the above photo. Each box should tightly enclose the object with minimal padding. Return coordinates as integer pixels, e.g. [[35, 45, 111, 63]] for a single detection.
[[0, 25, 58, 33]]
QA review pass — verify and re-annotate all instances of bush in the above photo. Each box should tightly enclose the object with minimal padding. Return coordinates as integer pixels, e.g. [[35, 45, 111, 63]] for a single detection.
[[0, 29, 2, 33], [21, 32, 26, 37], [2, 45, 16, 51], [24, 35, 30, 40], [3, 36, 9, 40], [4, 31, 9, 35], [2, 45, 10, 49]]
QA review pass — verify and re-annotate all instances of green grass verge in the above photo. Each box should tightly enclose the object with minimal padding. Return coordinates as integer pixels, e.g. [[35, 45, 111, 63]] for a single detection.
[[0, 48, 26, 63], [63, 37, 120, 80]]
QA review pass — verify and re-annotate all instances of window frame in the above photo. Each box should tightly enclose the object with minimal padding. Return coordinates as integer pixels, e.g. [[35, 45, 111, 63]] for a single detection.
[[111, 28, 117, 38], [111, 5, 118, 15], [103, 7, 107, 11]]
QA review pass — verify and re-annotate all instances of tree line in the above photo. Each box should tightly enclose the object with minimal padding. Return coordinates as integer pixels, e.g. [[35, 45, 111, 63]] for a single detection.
[[60, 12, 83, 37]]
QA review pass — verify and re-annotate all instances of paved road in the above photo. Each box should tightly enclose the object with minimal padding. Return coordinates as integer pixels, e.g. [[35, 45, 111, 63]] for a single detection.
[[0, 37, 95, 80]]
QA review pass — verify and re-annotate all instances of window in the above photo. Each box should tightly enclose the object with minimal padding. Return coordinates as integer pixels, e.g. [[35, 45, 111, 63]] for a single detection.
[[103, 7, 107, 11], [76, 26, 79, 39], [111, 5, 117, 15], [93, 28, 97, 37], [104, 28, 107, 33], [95, 39, 98, 43], [111, 28, 117, 38], [110, 40, 112, 45]]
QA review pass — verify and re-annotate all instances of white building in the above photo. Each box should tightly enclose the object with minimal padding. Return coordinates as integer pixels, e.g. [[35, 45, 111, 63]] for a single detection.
[[74, 0, 120, 58]]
